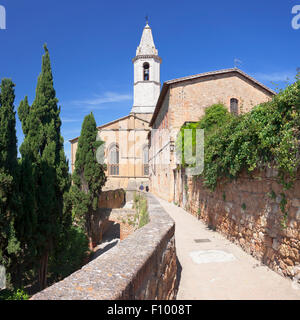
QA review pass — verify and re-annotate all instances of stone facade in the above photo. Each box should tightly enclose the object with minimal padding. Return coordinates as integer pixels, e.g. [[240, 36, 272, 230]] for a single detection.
[[149, 69, 275, 202], [30, 194, 178, 300], [174, 168, 300, 279], [70, 113, 151, 191]]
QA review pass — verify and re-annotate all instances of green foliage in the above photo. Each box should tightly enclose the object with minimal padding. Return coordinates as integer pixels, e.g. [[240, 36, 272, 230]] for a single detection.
[[197, 207, 201, 219], [176, 104, 233, 167], [202, 77, 300, 191], [176, 75, 300, 224], [17, 45, 71, 289], [0, 288, 29, 300], [138, 198, 149, 228], [222, 192, 226, 201], [48, 226, 89, 282], [0, 79, 18, 174], [279, 193, 288, 229], [133, 191, 139, 208], [268, 190, 276, 200], [134, 193, 149, 228], [0, 78, 20, 289], [71, 113, 106, 247], [197, 103, 234, 134]]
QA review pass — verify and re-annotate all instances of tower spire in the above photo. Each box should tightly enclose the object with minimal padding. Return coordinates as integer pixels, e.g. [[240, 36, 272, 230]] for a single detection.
[[136, 22, 158, 56], [131, 23, 161, 114]]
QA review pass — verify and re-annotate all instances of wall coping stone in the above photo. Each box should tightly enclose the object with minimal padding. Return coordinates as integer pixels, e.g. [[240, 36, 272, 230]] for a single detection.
[[31, 193, 175, 300]]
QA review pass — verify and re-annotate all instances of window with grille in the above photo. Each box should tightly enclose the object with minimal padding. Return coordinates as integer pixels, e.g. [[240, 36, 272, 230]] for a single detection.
[[108, 144, 119, 175], [143, 145, 149, 176]]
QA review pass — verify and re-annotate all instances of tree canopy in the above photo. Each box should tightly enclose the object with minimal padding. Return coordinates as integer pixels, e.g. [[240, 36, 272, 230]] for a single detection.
[[71, 112, 106, 249], [18, 45, 70, 289]]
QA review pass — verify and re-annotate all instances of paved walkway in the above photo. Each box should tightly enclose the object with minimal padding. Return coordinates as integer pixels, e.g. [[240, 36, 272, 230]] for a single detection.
[[155, 196, 300, 300]]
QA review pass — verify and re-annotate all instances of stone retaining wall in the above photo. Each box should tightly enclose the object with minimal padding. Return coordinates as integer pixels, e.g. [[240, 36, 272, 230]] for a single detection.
[[31, 194, 178, 300], [92, 208, 136, 244], [98, 189, 125, 209], [174, 168, 300, 279]]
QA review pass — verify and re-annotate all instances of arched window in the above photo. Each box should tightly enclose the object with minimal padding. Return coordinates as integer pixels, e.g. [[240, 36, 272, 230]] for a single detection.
[[230, 98, 239, 115], [108, 144, 119, 175], [143, 145, 149, 176], [143, 62, 150, 81]]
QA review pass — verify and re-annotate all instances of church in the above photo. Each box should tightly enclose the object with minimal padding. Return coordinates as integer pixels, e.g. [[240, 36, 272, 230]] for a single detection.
[[70, 22, 160, 191], [70, 22, 275, 195]]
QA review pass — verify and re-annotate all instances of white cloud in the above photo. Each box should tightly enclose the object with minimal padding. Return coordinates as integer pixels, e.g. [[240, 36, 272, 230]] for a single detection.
[[61, 129, 81, 135], [72, 91, 132, 109], [253, 71, 297, 82], [61, 118, 80, 123]]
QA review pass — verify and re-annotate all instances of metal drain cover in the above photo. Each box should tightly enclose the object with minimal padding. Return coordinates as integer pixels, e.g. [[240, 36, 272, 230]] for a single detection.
[[194, 239, 211, 243]]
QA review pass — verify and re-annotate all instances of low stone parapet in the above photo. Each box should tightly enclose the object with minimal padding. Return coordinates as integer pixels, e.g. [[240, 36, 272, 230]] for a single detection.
[[30, 194, 178, 300]]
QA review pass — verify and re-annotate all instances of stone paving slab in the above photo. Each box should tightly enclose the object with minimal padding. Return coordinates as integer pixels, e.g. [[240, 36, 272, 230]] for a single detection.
[[155, 196, 300, 300]]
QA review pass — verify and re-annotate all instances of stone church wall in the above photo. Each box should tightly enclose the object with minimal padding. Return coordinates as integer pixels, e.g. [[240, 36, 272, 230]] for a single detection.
[[174, 168, 300, 280]]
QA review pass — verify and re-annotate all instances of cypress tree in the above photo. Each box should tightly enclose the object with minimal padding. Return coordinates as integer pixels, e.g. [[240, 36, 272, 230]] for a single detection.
[[71, 112, 106, 249], [18, 45, 70, 289], [17, 96, 38, 284], [0, 79, 20, 288]]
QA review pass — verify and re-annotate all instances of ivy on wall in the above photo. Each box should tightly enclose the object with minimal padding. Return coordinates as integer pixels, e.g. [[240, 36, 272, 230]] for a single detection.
[[176, 74, 300, 227]]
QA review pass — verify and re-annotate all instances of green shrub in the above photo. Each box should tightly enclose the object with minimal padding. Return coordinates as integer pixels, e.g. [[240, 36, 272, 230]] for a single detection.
[[176, 104, 234, 168], [176, 77, 300, 189], [133, 193, 149, 228], [0, 288, 29, 300], [48, 226, 89, 283], [138, 198, 149, 228]]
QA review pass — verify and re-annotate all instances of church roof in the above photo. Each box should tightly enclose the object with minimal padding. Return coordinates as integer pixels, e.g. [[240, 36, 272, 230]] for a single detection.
[[69, 114, 150, 143], [149, 68, 276, 127], [69, 115, 130, 143], [136, 23, 158, 56]]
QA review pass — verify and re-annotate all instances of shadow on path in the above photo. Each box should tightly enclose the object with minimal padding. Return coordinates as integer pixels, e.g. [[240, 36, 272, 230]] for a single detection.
[[175, 255, 182, 298], [91, 222, 121, 260], [92, 239, 119, 260]]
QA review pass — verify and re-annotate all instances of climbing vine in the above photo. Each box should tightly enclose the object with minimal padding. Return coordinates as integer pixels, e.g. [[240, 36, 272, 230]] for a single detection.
[[176, 73, 300, 226]]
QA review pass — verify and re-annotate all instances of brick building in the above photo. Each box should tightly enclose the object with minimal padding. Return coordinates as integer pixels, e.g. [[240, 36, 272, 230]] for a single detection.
[[149, 68, 275, 202]]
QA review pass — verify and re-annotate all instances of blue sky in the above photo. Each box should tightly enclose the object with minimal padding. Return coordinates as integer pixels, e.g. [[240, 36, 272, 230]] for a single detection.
[[0, 0, 299, 168]]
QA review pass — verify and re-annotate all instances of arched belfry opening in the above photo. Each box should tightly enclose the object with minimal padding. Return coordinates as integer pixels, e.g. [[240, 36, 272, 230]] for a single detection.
[[143, 62, 150, 81]]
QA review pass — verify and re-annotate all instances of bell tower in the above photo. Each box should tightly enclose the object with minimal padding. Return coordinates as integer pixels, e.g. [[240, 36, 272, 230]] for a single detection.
[[131, 22, 161, 113]]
